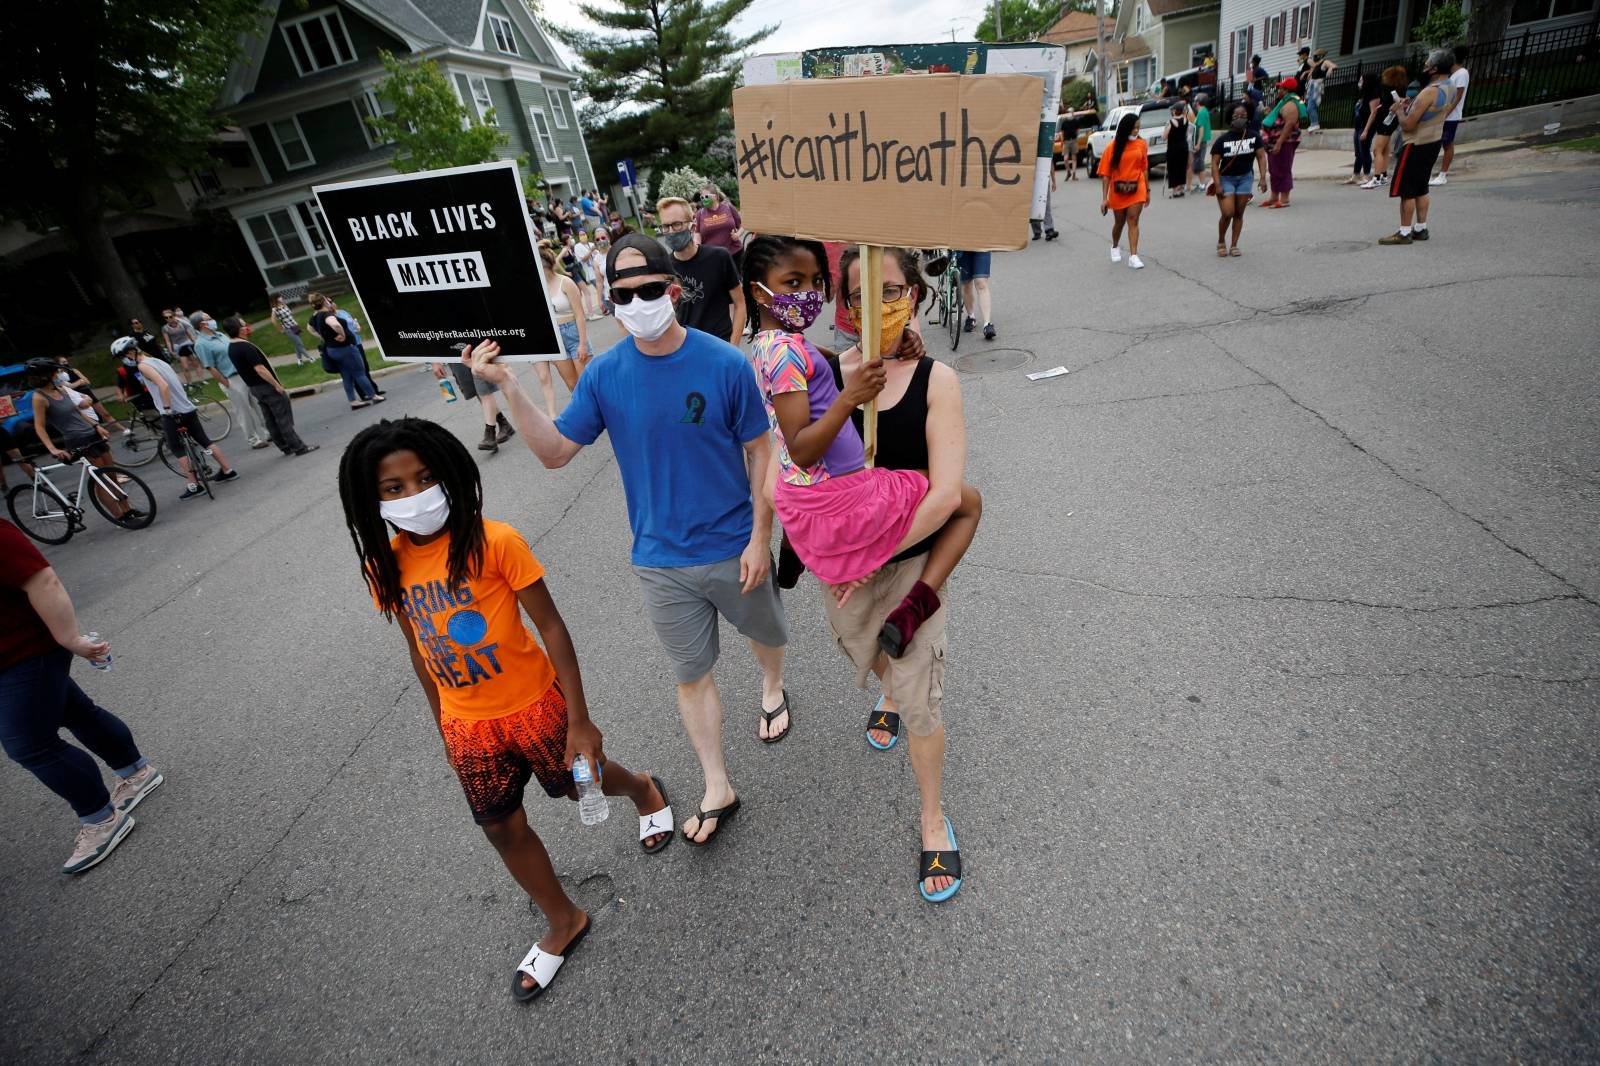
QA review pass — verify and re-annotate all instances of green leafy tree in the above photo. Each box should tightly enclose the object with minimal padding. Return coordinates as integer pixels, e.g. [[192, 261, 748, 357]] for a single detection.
[[368, 52, 512, 173], [0, 0, 263, 334], [1062, 77, 1096, 109], [658, 166, 711, 203], [1414, 0, 1467, 46], [555, 1, 773, 187], [976, 0, 1093, 43]]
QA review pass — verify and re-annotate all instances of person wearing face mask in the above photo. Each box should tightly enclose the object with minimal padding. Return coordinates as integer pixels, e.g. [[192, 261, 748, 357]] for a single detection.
[[219, 316, 317, 456], [52, 356, 131, 437], [1209, 105, 1269, 257], [337, 417, 673, 1001], [655, 196, 744, 344], [692, 186, 743, 256], [1380, 50, 1460, 245], [26, 356, 137, 519], [192, 311, 270, 450], [467, 233, 788, 848]]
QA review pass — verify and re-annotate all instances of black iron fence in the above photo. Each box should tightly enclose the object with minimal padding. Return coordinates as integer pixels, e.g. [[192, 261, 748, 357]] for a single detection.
[[1200, 16, 1600, 129]]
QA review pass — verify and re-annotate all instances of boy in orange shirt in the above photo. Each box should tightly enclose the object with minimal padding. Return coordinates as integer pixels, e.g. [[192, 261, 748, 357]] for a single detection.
[[338, 417, 672, 1001]]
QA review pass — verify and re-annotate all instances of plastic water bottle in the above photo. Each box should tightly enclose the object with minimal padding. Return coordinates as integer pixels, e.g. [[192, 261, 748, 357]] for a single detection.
[[438, 377, 459, 403], [85, 632, 112, 672], [571, 755, 608, 826]]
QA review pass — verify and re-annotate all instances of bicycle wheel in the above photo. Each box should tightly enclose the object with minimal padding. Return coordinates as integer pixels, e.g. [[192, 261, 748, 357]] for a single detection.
[[110, 417, 162, 468], [187, 437, 214, 499], [6, 482, 78, 544], [158, 439, 186, 478], [88, 466, 157, 529], [947, 268, 965, 352], [195, 399, 232, 442]]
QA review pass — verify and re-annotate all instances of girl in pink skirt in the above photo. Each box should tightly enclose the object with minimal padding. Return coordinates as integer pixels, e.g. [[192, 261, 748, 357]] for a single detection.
[[742, 235, 973, 656]]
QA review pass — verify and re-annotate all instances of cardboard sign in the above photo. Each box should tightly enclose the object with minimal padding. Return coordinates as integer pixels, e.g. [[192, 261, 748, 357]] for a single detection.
[[313, 161, 563, 363], [732, 74, 1040, 251]]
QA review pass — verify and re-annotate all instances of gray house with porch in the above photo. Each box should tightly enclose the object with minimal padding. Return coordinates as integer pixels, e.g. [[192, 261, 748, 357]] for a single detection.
[[214, 0, 597, 294]]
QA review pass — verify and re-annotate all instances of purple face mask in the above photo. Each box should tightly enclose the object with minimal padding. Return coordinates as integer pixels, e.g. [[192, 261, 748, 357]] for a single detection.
[[757, 283, 825, 331]]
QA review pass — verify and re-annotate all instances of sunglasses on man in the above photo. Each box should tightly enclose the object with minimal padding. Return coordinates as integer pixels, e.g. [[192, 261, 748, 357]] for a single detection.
[[609, 280, 672, 305]]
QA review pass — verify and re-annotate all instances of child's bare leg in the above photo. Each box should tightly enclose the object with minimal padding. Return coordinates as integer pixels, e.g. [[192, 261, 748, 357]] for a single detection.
[[881, 483, 982, 658], [479, 807, 588, 991], [597, 756, 671, 849]]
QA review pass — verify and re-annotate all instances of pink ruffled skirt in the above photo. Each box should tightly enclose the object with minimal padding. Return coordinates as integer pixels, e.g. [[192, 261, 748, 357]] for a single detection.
[[774, 468, 929, 586]]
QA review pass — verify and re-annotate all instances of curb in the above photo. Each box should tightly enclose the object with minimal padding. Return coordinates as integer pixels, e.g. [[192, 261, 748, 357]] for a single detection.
[[285, 361, 412, 400]]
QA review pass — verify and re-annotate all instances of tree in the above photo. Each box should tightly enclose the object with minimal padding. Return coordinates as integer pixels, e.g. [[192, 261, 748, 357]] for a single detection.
[[555, 1, 773, 184], [368, 53, 512, 174], [1061, 77, 1096, 110], [0, 0, 262, 335], [976, 0, 1093, 43], [1469, 0, 1513, 44], [658, 166, 711, 202], [1415, 0, 1467, 45]]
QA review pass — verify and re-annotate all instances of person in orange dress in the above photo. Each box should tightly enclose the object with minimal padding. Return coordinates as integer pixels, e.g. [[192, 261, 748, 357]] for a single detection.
[[1097, 111, 1151, 269]]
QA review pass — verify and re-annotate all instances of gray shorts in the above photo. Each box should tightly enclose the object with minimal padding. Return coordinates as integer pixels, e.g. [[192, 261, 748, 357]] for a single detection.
[[448, 361, 498, 398], [634, 555, 788, 683]]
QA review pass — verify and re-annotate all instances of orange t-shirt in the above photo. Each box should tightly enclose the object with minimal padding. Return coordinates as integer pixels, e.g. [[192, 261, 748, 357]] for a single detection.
[[1098, 137, 1149, 204], [383, 519, 556, 720]]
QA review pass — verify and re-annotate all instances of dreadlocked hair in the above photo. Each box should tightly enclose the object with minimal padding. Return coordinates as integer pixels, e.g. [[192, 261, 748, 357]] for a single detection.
[[837, 246, 925, 314], [338, 417, 485, 622], [739, 234, 832, 340]]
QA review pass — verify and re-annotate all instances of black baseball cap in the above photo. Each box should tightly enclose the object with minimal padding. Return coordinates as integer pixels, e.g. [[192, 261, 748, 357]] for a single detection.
[[606, 232, 675, 281]]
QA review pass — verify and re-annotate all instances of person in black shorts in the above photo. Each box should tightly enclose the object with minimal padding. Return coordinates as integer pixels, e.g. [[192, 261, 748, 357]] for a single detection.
[[1380, 50, 1458, 246]]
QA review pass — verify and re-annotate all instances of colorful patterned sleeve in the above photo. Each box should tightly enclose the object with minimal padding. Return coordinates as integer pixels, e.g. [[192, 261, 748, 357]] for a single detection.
[[761, 334, 812, 397]]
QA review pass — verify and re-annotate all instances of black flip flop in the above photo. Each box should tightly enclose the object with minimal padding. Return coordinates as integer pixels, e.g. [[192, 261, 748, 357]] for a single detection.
[[682, 796, 741, 846], [760, 690, 793, 745], [639, 775, 673, 854], [512, 913, 592, 1002]]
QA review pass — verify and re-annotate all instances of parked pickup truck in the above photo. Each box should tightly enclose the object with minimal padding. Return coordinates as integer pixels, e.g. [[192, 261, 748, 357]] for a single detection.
[[1084, 101, 1173, 177]]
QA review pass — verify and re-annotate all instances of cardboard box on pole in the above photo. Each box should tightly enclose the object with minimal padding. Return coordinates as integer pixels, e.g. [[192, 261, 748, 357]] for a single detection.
[[732, 74, 1040, 252]]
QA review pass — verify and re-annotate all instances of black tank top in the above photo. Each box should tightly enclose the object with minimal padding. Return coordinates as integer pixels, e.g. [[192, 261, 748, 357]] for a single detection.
[[311, 311, 346, 348], [829, 355, 939, 564]]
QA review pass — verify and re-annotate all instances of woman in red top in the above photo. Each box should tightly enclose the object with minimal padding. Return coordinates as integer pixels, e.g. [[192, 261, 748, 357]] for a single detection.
[[692, 185, 743, 256], [1097, 111, 1151, 270], [0, 519, 163, 874]]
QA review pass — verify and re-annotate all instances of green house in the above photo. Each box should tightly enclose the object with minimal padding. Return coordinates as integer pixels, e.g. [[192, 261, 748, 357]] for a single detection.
[[215, 0, 597, 294]]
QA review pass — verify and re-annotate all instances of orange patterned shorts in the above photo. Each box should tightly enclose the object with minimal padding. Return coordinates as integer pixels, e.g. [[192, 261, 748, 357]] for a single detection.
[[439, 683, 572, 824]]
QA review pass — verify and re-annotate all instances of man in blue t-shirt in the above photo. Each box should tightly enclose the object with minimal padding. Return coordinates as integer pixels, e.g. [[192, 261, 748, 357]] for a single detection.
[[468, 233, 790, 846]]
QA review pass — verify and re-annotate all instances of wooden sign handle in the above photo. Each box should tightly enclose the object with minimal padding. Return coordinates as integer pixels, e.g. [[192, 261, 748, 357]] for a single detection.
[[860, 243, 884, 468]]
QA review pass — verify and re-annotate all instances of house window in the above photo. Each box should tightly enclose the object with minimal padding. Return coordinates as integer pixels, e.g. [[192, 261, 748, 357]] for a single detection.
[[1513, 0, 1596, 20], [281, 9, 356, 76], [1234, 28, 1250, 74], [1355, 0, 1401, 49], [549, 89, 570, 130], [1135, 2, 1149, 31], [1121, 57, 1156, 93], [1268, 13, 1285, 46], [246, 209, 308, 267], [528, 108, 557, 162], [467, 75, 495, 123], [1297, 3, 1315, 40], [1191, 41, 1215, 66], [270, 117, 314, 170], [353, 89, 395, 147], [488, 13, 519, 54]]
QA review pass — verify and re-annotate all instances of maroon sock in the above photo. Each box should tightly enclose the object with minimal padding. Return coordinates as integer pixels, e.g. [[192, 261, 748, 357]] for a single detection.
[[879, 581, 941, 658]]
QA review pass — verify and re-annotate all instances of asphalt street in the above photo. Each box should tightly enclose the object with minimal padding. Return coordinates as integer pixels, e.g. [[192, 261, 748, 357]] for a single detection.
[[3, 146, 1597, 1065]]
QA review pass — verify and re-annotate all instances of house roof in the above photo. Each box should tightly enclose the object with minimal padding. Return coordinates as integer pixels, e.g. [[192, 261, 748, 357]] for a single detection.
[[1145, 0, 1220, 17], [1038, 11, 1115, 45], [1106, 34, 1153, 63]]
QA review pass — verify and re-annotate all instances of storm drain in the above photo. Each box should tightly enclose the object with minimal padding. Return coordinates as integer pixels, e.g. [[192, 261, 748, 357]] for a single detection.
[[955, 347, 1033, 375]]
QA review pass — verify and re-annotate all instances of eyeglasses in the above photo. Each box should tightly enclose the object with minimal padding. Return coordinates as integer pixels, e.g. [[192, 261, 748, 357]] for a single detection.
[[659, 221, 692, 234], [844, 284, 910, 308], [610, 280, 672, 305]]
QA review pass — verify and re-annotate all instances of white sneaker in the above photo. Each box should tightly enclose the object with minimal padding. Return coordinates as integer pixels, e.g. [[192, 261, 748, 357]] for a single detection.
[[63, 810, 135, 874], [1308, 124, 1322, 133], [1359, 177, 1379, 189], [111, 765, 164, 813], [1429, 173, 1448, 186], [1128, 255, 1144, 270], [1110, 247, 1122, 263]]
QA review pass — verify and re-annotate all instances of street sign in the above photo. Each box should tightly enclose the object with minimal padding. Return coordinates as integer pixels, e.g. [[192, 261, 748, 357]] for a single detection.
[[616, 158, 637, 188]]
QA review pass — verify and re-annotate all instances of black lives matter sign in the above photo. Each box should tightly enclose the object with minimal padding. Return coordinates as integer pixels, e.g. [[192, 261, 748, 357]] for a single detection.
[[314, 160, 562, 362]]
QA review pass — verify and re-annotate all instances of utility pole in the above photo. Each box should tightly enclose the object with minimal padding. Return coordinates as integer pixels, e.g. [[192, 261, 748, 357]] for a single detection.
[[995, 0, 1003, 40], [1095, 0, 1106, 104]]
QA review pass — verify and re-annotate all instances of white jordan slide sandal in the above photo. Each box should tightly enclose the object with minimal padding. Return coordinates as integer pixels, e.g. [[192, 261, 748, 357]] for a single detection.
[[640, 775, 674, 854], [512, 916, 591, 1002]]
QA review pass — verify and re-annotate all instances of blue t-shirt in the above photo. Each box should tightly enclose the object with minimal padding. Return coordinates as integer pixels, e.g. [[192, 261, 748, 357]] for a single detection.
[[193, 332, 235, 377], [554, 327, 768, 568]]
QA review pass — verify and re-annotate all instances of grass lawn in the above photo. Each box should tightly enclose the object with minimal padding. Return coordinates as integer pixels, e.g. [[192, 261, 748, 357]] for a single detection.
[[67, 295, 396, 393], [1542, 134, 1600, 152]]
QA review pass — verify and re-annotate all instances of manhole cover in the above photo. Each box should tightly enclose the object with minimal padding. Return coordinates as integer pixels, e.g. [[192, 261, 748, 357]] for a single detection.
[[955, 347, 1033, 375], [1299, 240, 1369, 254]]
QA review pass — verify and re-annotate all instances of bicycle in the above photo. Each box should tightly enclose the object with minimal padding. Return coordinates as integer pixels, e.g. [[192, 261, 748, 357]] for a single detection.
[[171, 422, 215, 499], [922, 249, 966, 353], [5, 448, 157, 544], [108, 385, 230, 468]]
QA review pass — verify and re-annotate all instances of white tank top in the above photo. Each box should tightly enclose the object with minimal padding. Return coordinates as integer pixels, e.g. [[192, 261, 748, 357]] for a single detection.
[[547, 275, 572, 315]]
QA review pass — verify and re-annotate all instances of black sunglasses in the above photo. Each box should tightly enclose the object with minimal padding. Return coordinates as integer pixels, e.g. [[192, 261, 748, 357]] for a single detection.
[[610, 280, 671, 305]]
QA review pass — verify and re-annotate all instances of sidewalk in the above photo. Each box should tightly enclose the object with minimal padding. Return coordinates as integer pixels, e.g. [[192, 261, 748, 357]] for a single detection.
[[1287, 136, 1523, 180]]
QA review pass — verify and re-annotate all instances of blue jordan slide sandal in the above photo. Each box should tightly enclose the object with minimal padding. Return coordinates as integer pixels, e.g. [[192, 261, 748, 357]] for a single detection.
[[866, 696, 900, 751], [918, 815, 962, 904]]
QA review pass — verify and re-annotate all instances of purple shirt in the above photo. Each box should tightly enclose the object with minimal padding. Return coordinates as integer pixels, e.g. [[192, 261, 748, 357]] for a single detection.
[[752, 330, 865, 486]]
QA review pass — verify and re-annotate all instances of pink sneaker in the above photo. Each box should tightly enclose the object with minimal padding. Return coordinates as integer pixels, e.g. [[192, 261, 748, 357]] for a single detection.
[[112, 765, 164, 813], [63, 810, 135, 874]]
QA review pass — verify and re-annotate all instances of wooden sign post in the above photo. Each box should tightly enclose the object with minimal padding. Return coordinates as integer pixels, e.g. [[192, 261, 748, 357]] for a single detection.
[[859, 244, 884, 467]]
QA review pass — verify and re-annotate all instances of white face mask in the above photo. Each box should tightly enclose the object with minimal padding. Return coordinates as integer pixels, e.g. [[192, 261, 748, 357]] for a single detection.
[[614, 292, 677, 342], [54, 371, 69, 385], [378, 484, 450, 536]]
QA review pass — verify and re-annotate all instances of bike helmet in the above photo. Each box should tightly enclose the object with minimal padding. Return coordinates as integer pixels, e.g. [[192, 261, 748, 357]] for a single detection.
[[24, 356, 61, 380], [110, 335, 141, 358]]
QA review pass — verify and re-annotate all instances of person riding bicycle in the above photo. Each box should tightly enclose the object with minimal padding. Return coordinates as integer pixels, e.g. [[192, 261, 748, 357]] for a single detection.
[[24, 357, 138, 521], [119, 337, 240, 500]]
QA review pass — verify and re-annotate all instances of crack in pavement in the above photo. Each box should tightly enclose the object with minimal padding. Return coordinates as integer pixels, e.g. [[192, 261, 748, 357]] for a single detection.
[[79, 679, 417, 1058], [966, 561, 1589, 614], [530, 454, 614, 551], [1283, 668, 1600, 685]]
